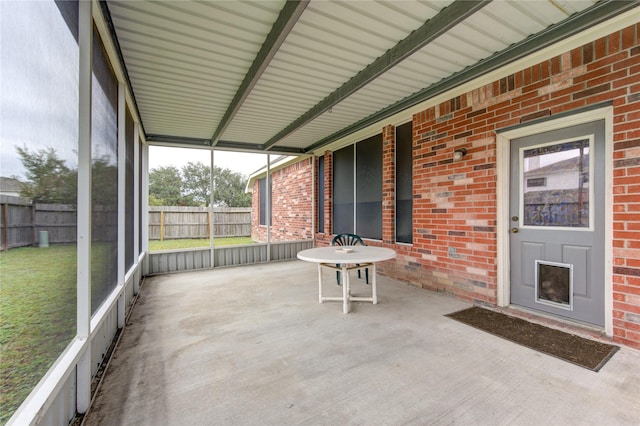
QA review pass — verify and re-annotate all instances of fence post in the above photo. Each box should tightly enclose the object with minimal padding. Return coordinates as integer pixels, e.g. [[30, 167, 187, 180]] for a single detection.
[[1, 203, 7, 251], [160, 210, 165, 241], [32, 202, 37, 246]]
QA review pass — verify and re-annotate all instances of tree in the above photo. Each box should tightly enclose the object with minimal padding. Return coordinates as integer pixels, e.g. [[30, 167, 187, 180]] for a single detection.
[[148, 166, 183, 205], [181, 162, 210, 206], [15, 146, 76, 204], [148, 162, 251, 207], [213, 166, 251, 207]]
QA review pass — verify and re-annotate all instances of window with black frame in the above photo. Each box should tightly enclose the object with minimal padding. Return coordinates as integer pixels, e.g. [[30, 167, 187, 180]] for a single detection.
[[333, 134, 382, 240], [396, 122, 413, 243], [318, 156, 325, 233], [259, 177, 271, 226]]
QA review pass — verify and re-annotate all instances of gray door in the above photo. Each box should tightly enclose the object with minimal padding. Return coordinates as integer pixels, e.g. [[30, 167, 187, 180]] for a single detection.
[[510, 120, 605, 326]]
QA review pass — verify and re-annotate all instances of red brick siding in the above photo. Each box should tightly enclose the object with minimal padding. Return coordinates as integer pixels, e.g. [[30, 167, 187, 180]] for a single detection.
[[402, 24, 640, 348], [259, 24, 640, 349], [393, 24, 639, 349], [382, 125, 396, 244], [251, 158, 313, 242]]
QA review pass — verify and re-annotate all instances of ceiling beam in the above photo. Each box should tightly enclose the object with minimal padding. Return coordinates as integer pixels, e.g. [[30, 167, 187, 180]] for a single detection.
[[261, 0, 491, 151], [210, 0, 309, 147], [216, 140, 305, 155], [304, 0, 639, 153], [146, 134, 306, 155], [146, 134, 212, 147]]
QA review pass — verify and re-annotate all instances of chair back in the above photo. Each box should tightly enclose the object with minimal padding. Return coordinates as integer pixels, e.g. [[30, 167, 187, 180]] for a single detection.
[[331, 233, 366, 247]]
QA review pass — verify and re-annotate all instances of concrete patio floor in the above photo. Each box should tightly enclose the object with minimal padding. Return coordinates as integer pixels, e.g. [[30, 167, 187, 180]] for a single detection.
[[83, 260, 640, 426]]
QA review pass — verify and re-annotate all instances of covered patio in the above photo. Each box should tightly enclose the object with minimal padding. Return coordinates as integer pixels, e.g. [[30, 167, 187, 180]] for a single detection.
[[2, 1, 639, 424], [83, 260, 640, 425]]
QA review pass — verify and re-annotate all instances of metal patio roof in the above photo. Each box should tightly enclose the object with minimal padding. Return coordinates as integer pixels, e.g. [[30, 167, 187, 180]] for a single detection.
[[102, 0, 638, 155]]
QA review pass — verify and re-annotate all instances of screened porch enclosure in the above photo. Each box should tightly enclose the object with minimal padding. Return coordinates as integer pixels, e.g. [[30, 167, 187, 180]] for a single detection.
[[1, 0, 639, 425]]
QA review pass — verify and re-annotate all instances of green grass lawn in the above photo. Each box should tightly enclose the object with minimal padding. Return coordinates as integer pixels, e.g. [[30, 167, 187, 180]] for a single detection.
[[149, 236, 254, 251], [0, 237, 253, 422], [0, 245, 77, 424]]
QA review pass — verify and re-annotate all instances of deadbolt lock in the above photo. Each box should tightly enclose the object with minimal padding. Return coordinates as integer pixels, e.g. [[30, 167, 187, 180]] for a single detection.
[[511, 216, 519, 222]]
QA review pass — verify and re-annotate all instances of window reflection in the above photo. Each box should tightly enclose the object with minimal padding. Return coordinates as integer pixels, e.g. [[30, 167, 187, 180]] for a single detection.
[[0, 1, 79, 421], [91, 26, 118, 313], [522, 139, 590, 227]]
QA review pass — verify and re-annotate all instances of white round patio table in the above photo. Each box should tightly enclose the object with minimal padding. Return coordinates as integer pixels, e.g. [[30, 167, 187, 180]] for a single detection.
[[297, 246, 397, 313]]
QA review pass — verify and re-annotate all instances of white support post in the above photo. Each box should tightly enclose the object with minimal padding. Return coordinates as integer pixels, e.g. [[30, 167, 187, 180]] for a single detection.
[[117, 83, 126, 329], [266, 154, 271, 261], [76, 0, 93, 414], [133, 123, 140, 294], [141, 142, 149, 275], [210, 149, 215, 268]]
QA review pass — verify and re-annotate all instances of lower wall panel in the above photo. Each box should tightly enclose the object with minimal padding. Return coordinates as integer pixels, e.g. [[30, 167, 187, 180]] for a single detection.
[[270, 240, 313, 261], [149, 248, 212, 274], [149, 240, 314, 274], [26, 242, 312, 424], [14, 261, 143, 426]]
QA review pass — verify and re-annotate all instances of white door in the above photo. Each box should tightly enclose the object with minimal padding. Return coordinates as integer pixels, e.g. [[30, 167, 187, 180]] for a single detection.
[[509, 120, 605, 326]]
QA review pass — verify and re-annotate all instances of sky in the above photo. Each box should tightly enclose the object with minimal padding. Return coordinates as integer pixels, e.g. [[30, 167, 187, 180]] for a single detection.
[[149, 146, 270, 178]]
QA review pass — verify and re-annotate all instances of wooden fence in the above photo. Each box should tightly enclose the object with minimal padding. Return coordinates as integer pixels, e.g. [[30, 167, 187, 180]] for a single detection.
[[148, 206, 251, 241], [0, 196, 251, 250]]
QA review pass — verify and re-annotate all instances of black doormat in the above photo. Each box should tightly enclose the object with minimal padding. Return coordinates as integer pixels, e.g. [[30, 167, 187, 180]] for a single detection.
[[446, 307, 619, 372]]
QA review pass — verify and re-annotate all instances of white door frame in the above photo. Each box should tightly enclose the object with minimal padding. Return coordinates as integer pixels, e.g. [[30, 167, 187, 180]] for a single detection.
[[496, 105, 613, 336]]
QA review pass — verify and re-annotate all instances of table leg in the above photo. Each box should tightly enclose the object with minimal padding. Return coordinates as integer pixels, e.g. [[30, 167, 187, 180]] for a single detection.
[[318, 263, 323, 304], [342, 266, 349, 314], [372, 263, 377, 304]]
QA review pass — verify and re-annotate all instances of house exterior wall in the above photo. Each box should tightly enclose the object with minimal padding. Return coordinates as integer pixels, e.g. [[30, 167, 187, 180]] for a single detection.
[[254, 23, 640, 350], [252, 158, 314, 242]]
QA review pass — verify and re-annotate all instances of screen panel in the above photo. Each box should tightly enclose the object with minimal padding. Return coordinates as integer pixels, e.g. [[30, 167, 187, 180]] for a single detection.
[[356, 134, 382, 240], [396, 122, 413, 243], [91, 25, 118, 314], [332, 146, 354, 235], [125, 107, 134, 270], [318, 156, 325, 233]]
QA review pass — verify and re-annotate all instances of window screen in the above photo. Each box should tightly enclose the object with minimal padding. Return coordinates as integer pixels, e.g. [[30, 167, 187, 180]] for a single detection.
[[396, 122, 413, 243], [356, 134, 382, 240], [318, 156, 325, 233], [259, 177, 271, 226], [91, 25, 118, 314], [125, 107, 134, 270], [0, 1, 79, 420], [332, 146, 354, 234]]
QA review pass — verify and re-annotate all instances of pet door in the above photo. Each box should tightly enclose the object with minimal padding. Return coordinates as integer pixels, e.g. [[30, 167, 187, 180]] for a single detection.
[[535, 260, 573, 310]]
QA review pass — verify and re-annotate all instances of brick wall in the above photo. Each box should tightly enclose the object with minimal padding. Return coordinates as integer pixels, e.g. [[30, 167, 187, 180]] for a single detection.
[[382, 125, 396, 244], [251, 158, 313, 242], [260, 24, 640, 349], [399, 23, 640, 347]]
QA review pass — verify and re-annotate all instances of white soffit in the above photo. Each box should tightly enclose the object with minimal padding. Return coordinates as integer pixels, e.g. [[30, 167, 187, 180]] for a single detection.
[[271, 0, 599, 151], [107, 0, 285, 139], [103, 0, 630, 154], [219, 0, 452, 145]]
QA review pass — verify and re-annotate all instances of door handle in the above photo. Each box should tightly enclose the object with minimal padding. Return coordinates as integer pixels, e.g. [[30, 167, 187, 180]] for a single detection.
[[511, 228, 519, 233]]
